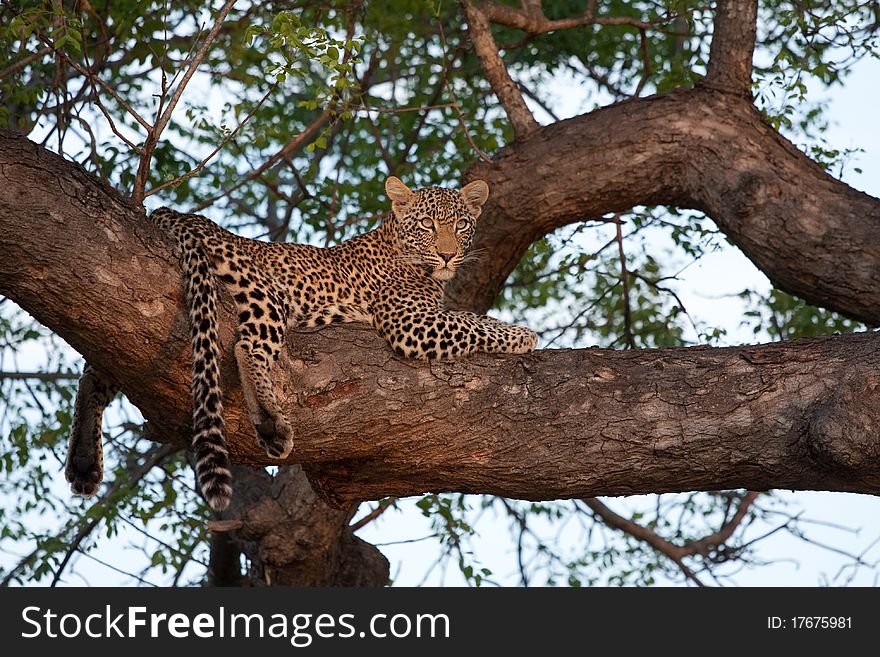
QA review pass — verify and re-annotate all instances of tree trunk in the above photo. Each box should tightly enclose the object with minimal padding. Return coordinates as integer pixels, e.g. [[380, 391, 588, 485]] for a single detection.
[[218, 465, 388, 586], [2, 128, 879, 512]]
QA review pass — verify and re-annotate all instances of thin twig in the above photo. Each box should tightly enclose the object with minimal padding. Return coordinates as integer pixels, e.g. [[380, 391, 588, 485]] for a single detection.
[[353, 102, 458, 114], [42, 444, 178, 587], [190, 109, 333, 212], [74, 549, 159, 586], [79, 30, 142, 153], [350, 498, 397, 532], [131, 0, 238, 205], [634, 28, 653, 96], [437, 18, 493, 161], [460, 0, 539, 142], [615, 215, 635, 349], [0, 0, 152, 131], [144, 84, 277, 198], [499, 498, 530, 586], [582, 497, 705, 586], [0, 46, 52, 79]]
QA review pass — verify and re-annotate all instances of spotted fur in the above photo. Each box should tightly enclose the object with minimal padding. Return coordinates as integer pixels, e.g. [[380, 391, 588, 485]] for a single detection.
[[66, 177, 537, 510], [65, 363, 115, 497]]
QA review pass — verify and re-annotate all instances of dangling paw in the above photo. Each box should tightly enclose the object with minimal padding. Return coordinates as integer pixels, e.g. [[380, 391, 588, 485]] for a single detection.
[[65, 449, 103, 497], [255, 412, 293, 459]]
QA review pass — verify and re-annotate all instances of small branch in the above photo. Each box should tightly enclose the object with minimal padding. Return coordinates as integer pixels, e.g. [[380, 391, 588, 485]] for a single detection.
[[461, 0, 539, 141], [0, 371, 79, 381], [79, 33, 142, 154], [190, 109, 333, 212], [49, 444, 177, 586], [189, 21, 379, 212], [499, 498, 531, 586], [144, 84, 277, 198], [0, 0, 151, 131], [582, 497, 705, 586], [353, 102, 458, 114], [361, 114, 396, 172], [517, 80, 560, 121], [436, 19, 494, 161], [703, 0, 758, 95], [583, 491, 762, 585], [131, 0, 238, 205], [685, 491, 761, 557], [350, 498, 396, 532], [0, 46, 52, 79], [478, 0, 658, 34], [634, 28, 653, 96], [615, 216, 635, 349]]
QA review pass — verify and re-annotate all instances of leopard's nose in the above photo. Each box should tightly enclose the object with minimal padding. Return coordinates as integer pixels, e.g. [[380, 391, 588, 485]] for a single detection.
[[438, 249, 456, 264]]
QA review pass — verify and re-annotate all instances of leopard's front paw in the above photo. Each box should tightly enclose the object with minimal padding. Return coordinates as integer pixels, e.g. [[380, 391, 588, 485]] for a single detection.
[[512, 328, 538, 354], [255, 413, 294, 460]]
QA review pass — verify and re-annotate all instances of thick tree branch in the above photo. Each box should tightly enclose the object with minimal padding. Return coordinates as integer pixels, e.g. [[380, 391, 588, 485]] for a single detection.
[[445, 88, 880, 325], [461, 0, 540, 141], [703, 0, 758, 95], [220, 465, 388, 586], [1, 128, 880, 510], [131, 0, 238, 205]]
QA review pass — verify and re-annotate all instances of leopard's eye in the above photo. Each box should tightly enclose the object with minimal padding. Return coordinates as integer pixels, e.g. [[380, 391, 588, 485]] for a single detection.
[[419, 217, 433, 230], [455, 218, 470, 230]]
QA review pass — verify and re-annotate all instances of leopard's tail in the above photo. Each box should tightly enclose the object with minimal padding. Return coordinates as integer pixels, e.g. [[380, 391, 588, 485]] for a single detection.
[[152, 207, 232, 511]]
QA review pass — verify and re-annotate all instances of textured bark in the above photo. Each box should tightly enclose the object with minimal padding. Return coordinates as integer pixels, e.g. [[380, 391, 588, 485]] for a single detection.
[[2, 128, 880, 512], [704, 0, 758, 94], [445, 88, 880, 321], [221, 465, 388, 586]]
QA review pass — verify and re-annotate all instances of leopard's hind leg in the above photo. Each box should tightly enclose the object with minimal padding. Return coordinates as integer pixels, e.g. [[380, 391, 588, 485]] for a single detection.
[[65, 362, 119, 497]]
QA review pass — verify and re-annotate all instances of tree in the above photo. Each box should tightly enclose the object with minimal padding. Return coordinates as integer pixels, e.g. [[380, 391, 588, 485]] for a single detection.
[[1, 0, 878, 586]]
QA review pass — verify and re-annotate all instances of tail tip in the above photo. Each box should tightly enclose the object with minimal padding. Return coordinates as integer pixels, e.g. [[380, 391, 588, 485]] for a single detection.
[[203, 482, 233, 511], [199, 473, 233, 512], [206, 492, 231, 512]]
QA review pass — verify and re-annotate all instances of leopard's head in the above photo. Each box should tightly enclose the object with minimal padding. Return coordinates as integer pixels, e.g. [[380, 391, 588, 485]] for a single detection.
[[385, 176, 489, 282]]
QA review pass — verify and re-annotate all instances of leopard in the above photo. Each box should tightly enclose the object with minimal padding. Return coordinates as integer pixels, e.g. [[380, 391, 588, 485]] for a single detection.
[[65, 176, 538, 511]]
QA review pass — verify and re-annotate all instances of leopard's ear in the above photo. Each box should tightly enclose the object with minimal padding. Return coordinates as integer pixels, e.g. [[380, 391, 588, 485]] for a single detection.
[[460, 180, 489, 219], [385, 176, 416, 217]]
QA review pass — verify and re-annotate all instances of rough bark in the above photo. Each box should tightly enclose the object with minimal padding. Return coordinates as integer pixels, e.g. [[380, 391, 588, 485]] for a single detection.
[[219, 465, 389, 586], [2, 128, 880, 512], [704, 0, 758, 95], [445, 88, 880, 322]]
